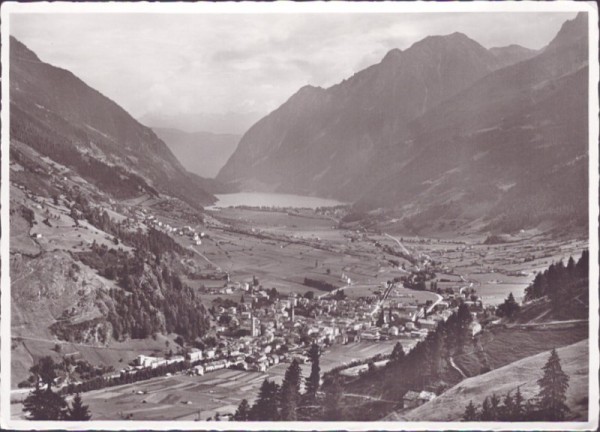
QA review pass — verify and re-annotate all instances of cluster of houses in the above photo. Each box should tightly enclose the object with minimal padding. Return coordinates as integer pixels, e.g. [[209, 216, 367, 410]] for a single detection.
[[133, 208, 206, 245]]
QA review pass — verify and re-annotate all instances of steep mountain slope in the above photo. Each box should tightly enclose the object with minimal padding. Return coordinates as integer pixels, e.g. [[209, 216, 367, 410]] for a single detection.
[[218, 13, 588, 233], [10, 36, 215, 207], [359, 12, 588, 232], [9, 37, 216, 386], [386, 340, 589, 421], [217, 32, 526, 198], [151, 127, 239, 178]]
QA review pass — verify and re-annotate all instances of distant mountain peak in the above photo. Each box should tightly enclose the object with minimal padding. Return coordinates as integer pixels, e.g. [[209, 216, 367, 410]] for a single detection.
[[381, 48, 403, 63], [296, 84, 324, 93], [289, 84, 326, 103], [547, 11, 588, 50], [488, 44, 538, 67], [411, 31, 481, 49]]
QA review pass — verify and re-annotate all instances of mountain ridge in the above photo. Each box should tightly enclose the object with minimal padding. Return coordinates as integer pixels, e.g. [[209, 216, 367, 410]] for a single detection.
[[10, 36, 216, 208], [218, 13, 588, 233], [151, 127, 240, 178]]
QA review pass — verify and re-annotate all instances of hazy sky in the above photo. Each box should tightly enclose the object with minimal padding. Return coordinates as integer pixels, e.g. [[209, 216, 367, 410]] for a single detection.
[[11, 12, 576, 124]]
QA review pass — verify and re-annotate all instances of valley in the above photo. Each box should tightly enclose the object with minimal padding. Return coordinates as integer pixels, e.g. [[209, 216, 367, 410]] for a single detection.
[[6, 7, 594, 426], [10, 173, 588, 420]]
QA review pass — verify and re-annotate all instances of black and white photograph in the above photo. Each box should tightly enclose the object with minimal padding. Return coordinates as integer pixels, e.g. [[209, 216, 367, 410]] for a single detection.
[[1, 1, 598, 430]]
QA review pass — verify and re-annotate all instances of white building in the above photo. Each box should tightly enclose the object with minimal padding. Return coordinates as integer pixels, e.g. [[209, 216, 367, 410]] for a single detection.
[[188, 350, 203, 362]]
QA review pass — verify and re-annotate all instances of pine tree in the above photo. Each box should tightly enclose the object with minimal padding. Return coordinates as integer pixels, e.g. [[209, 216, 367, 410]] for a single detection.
[[501, 391, 514, 421], [305, 343, 321, 401], [480, 396, 493, 421], [391, 342, 405, 362], [323, 374, 343, 421], [536, 348, 570, 420], [513, 386, 525, 420], [66, 393, 91, 420], [576, 250, 588, 279], [566, 256, 576, 275], [497, 292, 520, 318], [489, 393, 500, 420], [462, 400, 478, 421], [280, 359, 302, 420], [250, 379, 280, 420], [234, 399, 250, 421], [23, 388, 68, 420], [30, 356, 58, 390]]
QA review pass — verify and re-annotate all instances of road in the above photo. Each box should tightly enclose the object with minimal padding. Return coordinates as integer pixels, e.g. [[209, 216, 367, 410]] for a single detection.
[[343, 393, 398, 404], [384, 233, 433, 263], [188, 245, 228, 276], [448, 356, 467, 379], [506, 318, 588, 329], [318, 284, 350, 300], [384, 233, 411, 256], [11, 335, 113, 349], [372, 281, 396, 317], [425, 293, 444, 315]]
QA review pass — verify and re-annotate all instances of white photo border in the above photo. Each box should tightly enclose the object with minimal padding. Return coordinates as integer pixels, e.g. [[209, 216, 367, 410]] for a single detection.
[[1, 1, 598, 431]]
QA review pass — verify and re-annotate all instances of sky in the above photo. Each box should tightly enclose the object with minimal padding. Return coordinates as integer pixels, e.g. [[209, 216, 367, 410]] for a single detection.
[[11, 12, 577, 132]]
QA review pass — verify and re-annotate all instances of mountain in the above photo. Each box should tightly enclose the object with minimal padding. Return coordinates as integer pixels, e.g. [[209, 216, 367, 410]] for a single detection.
[[489, 44, 538, 67], [10, 36, 215, 207], [139, 110, 263, 135], [358, 12, 588, 232], [218, 32, 519, 197], [151, 127, 239, 178], [218, 13, 588, 233], [10, 38, 215, 385]]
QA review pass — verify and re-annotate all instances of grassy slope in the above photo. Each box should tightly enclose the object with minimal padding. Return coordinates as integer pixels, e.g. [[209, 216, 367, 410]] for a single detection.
[[388, 339, 589, 421], [454, 323, 589, 377]]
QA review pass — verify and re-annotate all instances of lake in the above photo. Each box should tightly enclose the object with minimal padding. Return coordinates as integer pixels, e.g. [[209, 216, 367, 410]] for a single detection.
[[207, 192, 347, 209]]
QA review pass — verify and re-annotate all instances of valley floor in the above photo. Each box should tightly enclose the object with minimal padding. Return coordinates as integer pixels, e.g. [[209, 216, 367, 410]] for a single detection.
[[10, 190, 589, 421]]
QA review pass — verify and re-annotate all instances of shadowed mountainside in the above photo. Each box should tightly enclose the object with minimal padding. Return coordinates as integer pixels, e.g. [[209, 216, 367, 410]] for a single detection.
[[10, 36, 216, 207], [218, 13, 588, 234]]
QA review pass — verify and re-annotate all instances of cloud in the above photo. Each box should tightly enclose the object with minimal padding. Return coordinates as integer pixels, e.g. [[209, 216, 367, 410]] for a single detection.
[[10, 11, 577, 132]]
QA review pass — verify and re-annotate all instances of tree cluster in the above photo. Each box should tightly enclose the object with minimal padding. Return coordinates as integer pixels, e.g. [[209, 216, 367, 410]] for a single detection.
[[346, 304, 473, 403], [67, 209, 210, 343], [463, 348, 570, 421], [23, 357, 91, 421], [303, 277, 339, 292], [496, 292, 520, 318], [524, 251, 588, 308], [234, 359, 305, 421], [235, 345, 328, 421]]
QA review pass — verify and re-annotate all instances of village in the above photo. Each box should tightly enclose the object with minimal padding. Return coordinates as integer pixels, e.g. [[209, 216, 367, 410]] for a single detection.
[[108, 268, 484, 393], [10, 172, 585, 421]]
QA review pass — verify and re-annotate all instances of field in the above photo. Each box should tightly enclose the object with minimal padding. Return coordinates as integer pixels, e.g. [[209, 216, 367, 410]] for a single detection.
[[187, 210, 409, 297], [11, 340, 399, 421], [10, 191, 590, 421], [391, 339, 589, 421], [386, 286, 440, 304]]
